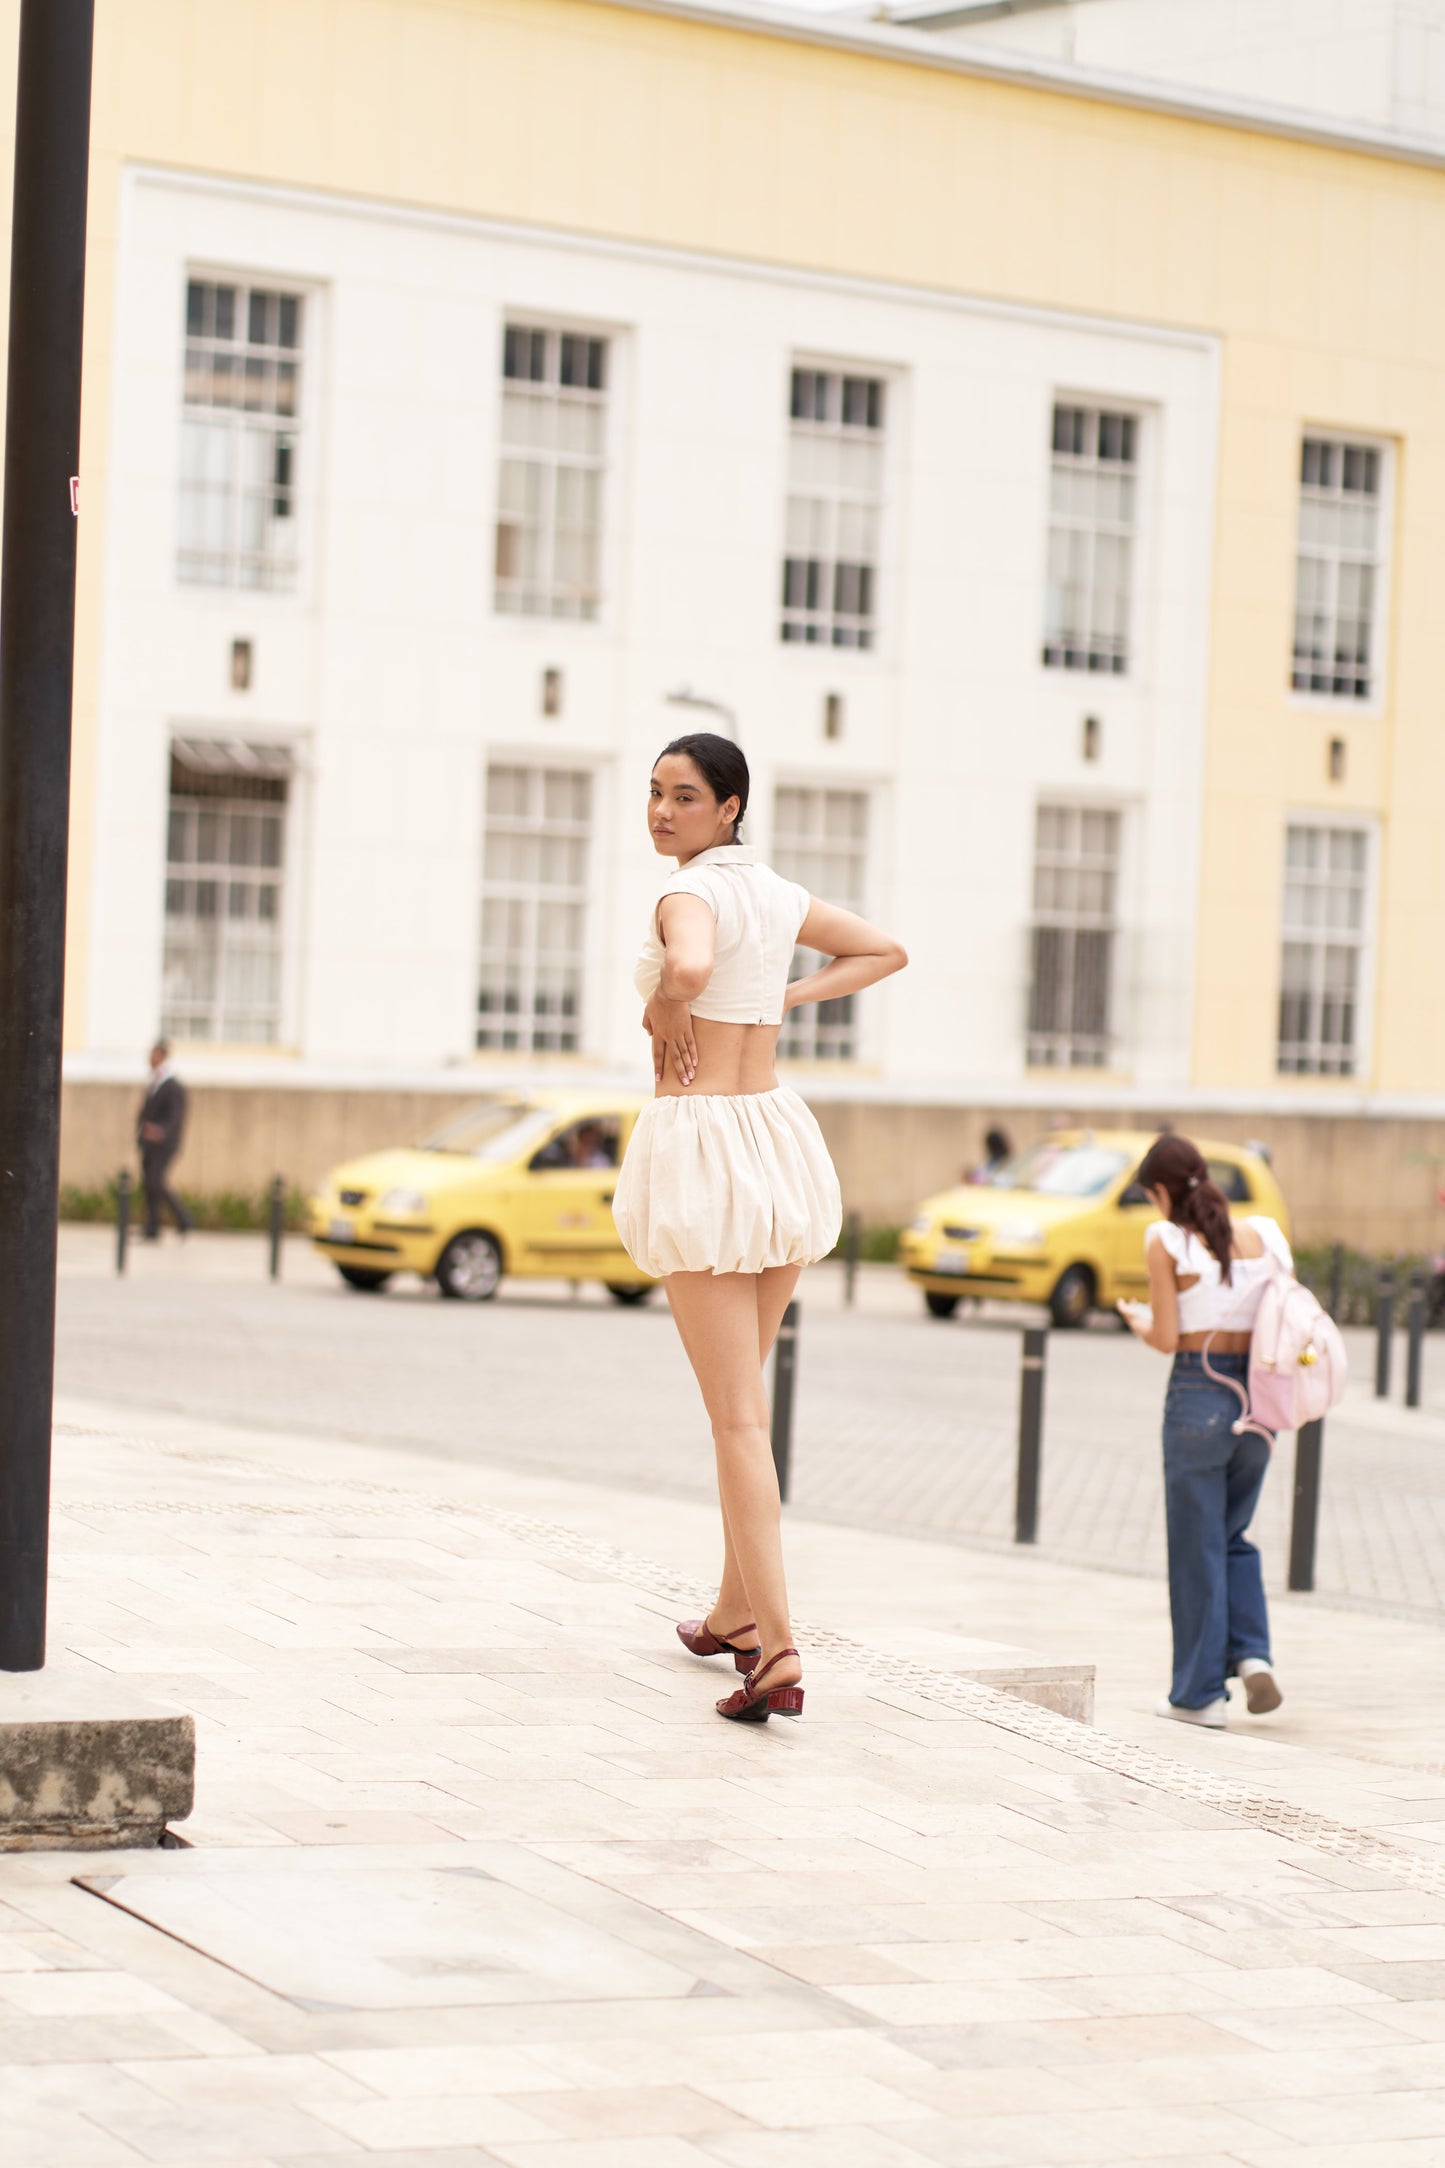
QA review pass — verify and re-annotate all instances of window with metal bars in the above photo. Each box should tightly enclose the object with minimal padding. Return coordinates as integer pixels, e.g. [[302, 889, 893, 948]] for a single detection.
[[1042, 403, 1137, 674], [494, 325, 608, 621], [477, 765, 592, 1052], [1026, 804, 1121, 1068], [772, 785, 870, 1061], [1292, 437, 1385, 701], [178, 278, 303, 590], [162, 755, 288, 1043], [781, 368, 885, 651], [1277, 824, 1369, 1075]]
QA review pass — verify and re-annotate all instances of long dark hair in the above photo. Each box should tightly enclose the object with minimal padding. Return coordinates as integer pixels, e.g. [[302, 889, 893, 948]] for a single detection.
[[1136, 1133, 1236, 1284], [654, 732, 749, 842]]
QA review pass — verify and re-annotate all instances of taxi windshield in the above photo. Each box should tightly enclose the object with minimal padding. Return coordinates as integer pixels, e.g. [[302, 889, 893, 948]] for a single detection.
[[996, 1142, 1130, 1198], [422, 1102, 553, 1160]]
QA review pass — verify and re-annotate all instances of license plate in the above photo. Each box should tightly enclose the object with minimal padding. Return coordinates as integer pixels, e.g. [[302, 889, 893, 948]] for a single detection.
[[328, 1216, 355, 1243], [932, 1250, 970, 1276]]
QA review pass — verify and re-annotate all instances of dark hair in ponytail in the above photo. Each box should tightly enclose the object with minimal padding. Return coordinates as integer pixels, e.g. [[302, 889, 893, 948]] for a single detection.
[[1136, 1133, 1236, 1285], [654, 732, 749, 842]]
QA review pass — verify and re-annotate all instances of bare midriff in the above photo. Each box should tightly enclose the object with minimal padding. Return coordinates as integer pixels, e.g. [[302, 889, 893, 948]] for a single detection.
[[654, 1017, 783, 1099]]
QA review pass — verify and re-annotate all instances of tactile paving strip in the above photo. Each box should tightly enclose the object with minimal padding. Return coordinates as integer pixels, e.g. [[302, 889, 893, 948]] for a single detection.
[[61, 1425, 1445, 1899]]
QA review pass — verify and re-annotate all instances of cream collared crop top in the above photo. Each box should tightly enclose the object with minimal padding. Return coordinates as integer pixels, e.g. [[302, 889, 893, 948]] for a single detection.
[[1146, 1216, 1294, 1334], [633, 845, 811, 1026]]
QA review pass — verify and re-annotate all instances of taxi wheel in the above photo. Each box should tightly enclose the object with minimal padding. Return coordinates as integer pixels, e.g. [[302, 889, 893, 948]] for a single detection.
[[924, 1292, 961, 1320], [436, 1230, 503, 1301], [605, 1283, 656, 1306], [337, 1266, 392, 1292], [1049, 1264, 1095, 1329]]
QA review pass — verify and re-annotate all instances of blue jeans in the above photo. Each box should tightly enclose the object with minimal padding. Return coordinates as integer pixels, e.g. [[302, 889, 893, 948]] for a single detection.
[[1162, 1353, 1272, 1709]]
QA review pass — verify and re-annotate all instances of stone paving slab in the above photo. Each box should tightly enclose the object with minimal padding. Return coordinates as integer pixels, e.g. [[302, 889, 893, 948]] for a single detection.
[[2, 1405, 1445, 2162]]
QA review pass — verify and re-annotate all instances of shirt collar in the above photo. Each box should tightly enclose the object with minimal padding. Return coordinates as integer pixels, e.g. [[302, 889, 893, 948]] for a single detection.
[[679, 844, 757, 870]]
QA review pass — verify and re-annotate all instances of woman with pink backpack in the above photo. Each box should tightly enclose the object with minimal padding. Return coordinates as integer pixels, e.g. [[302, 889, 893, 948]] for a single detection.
[[1119, 1133, 1344, 1730]]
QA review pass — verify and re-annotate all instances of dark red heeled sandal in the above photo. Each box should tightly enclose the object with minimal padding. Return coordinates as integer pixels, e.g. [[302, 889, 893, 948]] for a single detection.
[[676, 1618, 761, 1673], [716, 1648, 804, 1724]]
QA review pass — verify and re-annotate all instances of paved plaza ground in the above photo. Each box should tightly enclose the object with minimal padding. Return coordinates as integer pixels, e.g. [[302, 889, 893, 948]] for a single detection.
[[4, 1228, 1445, 2164]]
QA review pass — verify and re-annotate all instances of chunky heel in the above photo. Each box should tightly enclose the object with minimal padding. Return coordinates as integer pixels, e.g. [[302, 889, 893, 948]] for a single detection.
[[716, 1648, 803, 1724]]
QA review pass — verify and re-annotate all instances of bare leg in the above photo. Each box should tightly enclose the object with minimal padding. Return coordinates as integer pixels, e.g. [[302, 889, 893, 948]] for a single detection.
[[712, 1266, 800, 1628], [666, 1269, 801, 1688]]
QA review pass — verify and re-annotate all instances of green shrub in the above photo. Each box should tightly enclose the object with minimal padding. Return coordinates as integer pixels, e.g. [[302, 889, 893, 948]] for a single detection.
[[826, 1223, 901, 1265], [59, 1182, 309, 1233], [1293, 1242, 1435, 1327]]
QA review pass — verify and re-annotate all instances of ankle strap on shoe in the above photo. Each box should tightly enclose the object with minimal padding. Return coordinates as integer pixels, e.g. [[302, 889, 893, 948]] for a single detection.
[[748, 1648, 799, 1691]]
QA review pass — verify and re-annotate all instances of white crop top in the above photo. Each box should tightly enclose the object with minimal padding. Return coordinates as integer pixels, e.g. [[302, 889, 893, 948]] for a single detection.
[[633, 845, 810, 1026], [1147, 1216, 1294, 1334]]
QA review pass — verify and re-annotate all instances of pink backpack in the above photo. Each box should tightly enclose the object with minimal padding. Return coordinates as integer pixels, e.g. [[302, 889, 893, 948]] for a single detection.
[[1205, 1252, 1349, 1441]]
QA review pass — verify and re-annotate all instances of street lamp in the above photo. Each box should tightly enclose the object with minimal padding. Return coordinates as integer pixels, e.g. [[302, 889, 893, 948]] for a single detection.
[[0, 0, 96, 1672], [664, 685, 739, 740]]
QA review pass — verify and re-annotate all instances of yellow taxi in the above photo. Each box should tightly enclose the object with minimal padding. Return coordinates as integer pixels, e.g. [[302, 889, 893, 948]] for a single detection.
[[306, 1090, 655, 1302], [896, 1129, 1290, 1328]]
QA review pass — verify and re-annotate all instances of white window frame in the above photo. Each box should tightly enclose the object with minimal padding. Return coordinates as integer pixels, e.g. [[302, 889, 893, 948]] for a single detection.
[[780, 358, 892, 656], [1041, 398, 1142, 679], [771, 781, 873, 1064], [1276, 814, 1378, 1079], [160, 738, 297, 1046], [1290, 430, 1393, 711], [493, 319, 613, 625], [1026, 799, 1125, 1071], [476, 759, 599, 1055], [177, 271, 308, 592]]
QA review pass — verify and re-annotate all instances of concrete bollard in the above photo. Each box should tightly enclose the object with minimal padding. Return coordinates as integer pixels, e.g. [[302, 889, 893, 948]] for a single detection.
[[1288, 1419, 1325, 1592], [267, 1175, 286, 1281], [770, 1300, 799, 1504], [1375, 1266, 1396, 1399], [1406, 1273, 1427, 1410], [1014, 1326, 1048, 1545], [115, 1168, 131, 1275]]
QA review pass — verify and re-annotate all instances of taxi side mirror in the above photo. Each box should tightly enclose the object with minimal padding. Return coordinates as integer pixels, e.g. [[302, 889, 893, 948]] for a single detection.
[[1118, 1182, 1151, 1209]]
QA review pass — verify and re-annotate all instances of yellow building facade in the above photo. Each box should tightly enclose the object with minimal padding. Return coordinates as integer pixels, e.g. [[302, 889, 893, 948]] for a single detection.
[[8, 0, 1444, 1232]]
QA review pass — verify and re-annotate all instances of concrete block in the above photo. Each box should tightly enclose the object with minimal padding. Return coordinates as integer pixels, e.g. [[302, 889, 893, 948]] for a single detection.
[[0, 1672, 195, 1850]]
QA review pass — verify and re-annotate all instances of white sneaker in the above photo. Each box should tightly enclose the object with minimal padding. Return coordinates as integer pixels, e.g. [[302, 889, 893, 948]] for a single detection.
[[1155, 1695, 1228, 1729], [1237, 1658, 1283, 1714]]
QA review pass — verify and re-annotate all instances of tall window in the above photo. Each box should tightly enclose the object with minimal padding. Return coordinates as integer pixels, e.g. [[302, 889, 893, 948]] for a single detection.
[[477, 765, 592, 1052], [162, 743, 290, 1043], [1043, 404, 1137, 675], [773, 786, 869, 1061], [179, 279, 302, 589], [782, 368, 885, 651], [494, 325, 608, 621], [1027, 804, 1121, 1068], [1278, 825, 1369, 1076], [1292, 437, 1384, 701]]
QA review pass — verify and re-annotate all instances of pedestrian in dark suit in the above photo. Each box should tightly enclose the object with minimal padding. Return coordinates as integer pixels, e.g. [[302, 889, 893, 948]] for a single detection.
[[137, 1040, 194, 1240]]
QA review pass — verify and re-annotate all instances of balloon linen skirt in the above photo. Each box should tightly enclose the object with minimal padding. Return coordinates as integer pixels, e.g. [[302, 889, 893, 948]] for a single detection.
[[612, 1086, 842, 1278]]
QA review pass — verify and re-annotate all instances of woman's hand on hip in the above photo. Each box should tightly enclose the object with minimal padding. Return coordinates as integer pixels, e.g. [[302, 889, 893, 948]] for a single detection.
[[646, 995, 697, 1086]]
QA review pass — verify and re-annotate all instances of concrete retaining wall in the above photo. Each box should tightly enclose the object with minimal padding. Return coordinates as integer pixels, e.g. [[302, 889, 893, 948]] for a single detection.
[[61, 1080, 1445, 1252]]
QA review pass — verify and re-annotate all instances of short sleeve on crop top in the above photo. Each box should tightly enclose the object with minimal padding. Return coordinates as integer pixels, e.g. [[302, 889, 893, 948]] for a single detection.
[[1146, 1217, 1293, 1273]]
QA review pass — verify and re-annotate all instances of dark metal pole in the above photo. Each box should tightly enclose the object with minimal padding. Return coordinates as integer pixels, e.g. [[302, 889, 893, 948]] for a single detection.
[[843, 1210, 860, 1309], [115, 1169, 131, 1276], [1406, 1273, 1426, 1410], [1328, 1242, 1344, 1323], [770, 1299, 799, 1503], [1288, 1419, 1324, 1593], [1014, 1326, 1048, 1544], [0, 1, 97, 1674], [1375, 1266, 1396, 1400], [267, 1175, 285, 1281]]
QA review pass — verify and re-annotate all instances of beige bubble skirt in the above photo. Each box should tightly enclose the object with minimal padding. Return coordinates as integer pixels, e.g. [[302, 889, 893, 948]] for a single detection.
[[612, 1085, 842, 1279]]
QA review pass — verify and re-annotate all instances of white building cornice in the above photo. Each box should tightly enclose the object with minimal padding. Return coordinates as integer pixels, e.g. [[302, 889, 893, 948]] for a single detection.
[[594, 0, 1445, 172]]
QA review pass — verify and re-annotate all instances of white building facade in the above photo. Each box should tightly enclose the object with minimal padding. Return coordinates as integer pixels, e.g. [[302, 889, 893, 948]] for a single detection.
[[79, 164, 1221, 1106]]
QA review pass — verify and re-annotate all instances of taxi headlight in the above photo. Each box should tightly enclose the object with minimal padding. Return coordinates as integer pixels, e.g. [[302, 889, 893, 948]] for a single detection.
[[908, 1214, 932, 1235], [379, 1187, 429, 1214], [995, 1219, 1047, 1249]]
